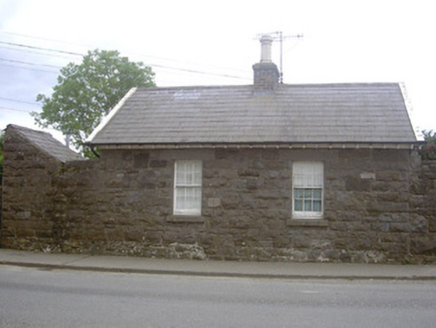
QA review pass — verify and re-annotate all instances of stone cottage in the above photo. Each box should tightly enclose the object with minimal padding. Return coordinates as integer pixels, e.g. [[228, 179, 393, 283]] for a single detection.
[[2, 36, 435, 262]]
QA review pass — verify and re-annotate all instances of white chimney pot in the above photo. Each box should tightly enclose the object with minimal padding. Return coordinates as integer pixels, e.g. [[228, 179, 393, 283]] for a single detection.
[[260, 35, 273, 63]]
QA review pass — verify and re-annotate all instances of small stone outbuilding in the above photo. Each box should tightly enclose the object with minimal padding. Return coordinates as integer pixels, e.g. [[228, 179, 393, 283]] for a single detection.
[[1, 36, 435, 262]]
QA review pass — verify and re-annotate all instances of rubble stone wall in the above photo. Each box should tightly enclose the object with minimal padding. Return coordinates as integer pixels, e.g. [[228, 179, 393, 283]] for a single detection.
[[2, 128, 435, 262], [1, 126, 62, 250]]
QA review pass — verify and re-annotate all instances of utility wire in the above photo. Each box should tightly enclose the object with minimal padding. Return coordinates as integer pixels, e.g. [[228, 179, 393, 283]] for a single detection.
[[151, 63, 250, 80], [0, 96, 39, 106], [0, 44, 77, 60], [0, 30, 83, 47], [0, 106, 33, 113], [1, 30, 250, 75], [0, 57, 62, 69], [0, 63, 59, 74], [0, 40, 83, 57], [0, 35, 251, 81]]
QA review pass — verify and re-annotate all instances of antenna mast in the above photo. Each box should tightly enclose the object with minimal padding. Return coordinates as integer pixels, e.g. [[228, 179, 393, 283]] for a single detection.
[[257, 31, 303, 83]]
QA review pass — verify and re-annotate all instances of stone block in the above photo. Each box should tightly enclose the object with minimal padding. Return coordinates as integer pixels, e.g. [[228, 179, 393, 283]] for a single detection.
[[238, 168, 260, 177], [245, 177, 259, 190], [207, 198, 221, 208], [429, 219, 436, 232], [168, 243, 207, 260], [411, 216, 428, 233], [376, 192, 399, 202], [149, 160, 167, 168], [123, 227, 144, 242], [17, 211, 31, 220], [133, 152, 150, 168], [360, 172, 376, 180], [370, 222, 390, 232], [410, 234, 436, 255], [261, 149, 279, 160], [221, 193, 241, 209], [214, 148, 238, 160], [390, 223, 412, 232], [345, 176, 370, 192]]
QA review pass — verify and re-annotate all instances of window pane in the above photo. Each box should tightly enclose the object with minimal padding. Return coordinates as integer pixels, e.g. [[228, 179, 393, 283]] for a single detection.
[[304, 189, 312, 198], [304, 200, 312, 211], [193, 187, 201, 209], [176, 187, 186, 209], [313, 189, 322, 199], [293, 162, 323, 188], [186, 187, 201, 209], [177, 160, 202, 186], [294, 200, 303, 211], [313, 200, 322, 212], [193, 171, 202, 184], [294, 189, 303, 199], [176, 170, 185, 184]]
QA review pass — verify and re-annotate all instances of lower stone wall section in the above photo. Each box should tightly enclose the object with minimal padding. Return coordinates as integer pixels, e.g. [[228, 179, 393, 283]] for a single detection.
[[1, 128, 435, 263]]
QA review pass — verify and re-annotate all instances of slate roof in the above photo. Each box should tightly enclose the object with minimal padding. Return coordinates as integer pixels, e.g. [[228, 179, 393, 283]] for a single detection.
[[87, 83, 417, 146], [9, 124, 83, 163]]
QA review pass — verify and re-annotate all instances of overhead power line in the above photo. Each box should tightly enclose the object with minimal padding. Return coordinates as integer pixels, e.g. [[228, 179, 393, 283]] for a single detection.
[[0, 57, 62, 69], [0, 30, 82, 47], [1, 33, 251, 81], [151, 63, 250, 80], [0, 106, 33, 113], [0, 96, 39, 106], [0, 44, 76, 60], [1, 30, 250, 75], [0, 40, 83, 57], [0, 62, 59, 74]]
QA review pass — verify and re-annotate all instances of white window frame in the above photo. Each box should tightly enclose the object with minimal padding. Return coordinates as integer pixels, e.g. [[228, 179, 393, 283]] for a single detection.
[[173, 160, 202, 216], [292, 161, 324, 219]]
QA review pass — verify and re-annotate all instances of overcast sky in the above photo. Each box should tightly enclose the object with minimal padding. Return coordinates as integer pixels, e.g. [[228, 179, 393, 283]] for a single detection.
[[1, 0, 435, 141]]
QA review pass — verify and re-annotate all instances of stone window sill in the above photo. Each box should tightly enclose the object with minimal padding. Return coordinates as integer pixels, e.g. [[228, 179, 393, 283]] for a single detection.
[[287, 219, 328, 227], [166, 216, 205, 224]]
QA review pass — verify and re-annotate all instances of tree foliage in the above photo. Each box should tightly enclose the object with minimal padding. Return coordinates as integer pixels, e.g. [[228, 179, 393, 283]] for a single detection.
[[32, 49, 155, 157], [421, 130, 436, 160]]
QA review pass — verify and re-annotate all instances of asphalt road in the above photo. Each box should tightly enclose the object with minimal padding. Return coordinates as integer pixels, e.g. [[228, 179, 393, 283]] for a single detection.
[[1, 265, 435, 328]]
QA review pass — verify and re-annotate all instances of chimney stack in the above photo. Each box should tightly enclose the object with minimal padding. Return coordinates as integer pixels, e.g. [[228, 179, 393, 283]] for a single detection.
[[253, 35, 279, 91]]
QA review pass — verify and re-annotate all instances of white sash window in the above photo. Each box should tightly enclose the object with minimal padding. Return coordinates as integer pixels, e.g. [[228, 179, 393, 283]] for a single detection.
[[292, 162, 324, 219], [174, 160, 202, 215]]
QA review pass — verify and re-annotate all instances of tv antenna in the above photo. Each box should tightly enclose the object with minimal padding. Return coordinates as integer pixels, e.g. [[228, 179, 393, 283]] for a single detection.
[[256, 31, 303, 83]]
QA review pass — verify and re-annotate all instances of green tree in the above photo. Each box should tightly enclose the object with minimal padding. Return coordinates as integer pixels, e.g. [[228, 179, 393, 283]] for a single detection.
[[32, 49, 155, 157], [421, 130, 436, 160]]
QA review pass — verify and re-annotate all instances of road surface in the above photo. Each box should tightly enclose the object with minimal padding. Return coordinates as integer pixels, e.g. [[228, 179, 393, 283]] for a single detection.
[[1, 265, 435, 327]]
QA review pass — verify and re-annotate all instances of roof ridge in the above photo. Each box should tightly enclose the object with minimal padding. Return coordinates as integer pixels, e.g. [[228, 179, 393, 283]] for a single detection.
[[133, 82, 402, 93], [136, 84, 252, 91], [8, 124, 53, 136]]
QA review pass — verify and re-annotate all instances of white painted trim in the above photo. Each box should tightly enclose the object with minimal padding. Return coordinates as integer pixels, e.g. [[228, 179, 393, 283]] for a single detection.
[[399, 82, 421, 140], [86, 87, 137, 143]]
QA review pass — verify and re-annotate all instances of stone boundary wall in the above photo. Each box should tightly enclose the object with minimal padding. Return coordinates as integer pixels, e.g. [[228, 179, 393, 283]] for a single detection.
[[411, 160, 436, 257], [1, 127, 435, 263]]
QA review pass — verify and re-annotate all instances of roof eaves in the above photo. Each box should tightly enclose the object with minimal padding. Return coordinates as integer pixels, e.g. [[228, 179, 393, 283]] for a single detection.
[[86, 87, 137, 144], [93, 141, 423, 150]]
